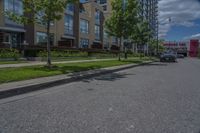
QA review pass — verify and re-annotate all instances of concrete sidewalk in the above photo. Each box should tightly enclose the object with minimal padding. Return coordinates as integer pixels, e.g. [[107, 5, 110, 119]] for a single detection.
[[0, 61, 153, 99], [0, 58, 116, 69]]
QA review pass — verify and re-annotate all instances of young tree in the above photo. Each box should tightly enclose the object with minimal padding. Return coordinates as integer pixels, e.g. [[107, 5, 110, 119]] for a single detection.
[[149, 39, 165, 55], [105, 0, 126, 61], [5, 0, 77, 67], [124, 0, 139, 59], [105, 0, 139, 61], [130, 20, 151, 57]]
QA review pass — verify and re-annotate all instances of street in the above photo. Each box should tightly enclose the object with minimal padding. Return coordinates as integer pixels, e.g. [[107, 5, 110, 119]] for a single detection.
[[0, 58, 200, 133]]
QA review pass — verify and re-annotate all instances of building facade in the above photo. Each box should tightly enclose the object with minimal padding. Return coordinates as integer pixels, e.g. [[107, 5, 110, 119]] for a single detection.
[[79, 0, 104, 49], [139, 0, 158, 39], [25, 3, 80, 48], [0, 0, 158, 51], [0, 0, 25, 48], [96, 0, 119, 50]]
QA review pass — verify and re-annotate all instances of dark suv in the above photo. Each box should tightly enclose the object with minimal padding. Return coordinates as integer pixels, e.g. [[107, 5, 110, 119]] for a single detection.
[[160, 52, 177, 62]]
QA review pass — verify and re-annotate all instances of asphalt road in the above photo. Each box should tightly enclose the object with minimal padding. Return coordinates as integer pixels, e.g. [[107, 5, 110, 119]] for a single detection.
[[0, 58, 200, 133]]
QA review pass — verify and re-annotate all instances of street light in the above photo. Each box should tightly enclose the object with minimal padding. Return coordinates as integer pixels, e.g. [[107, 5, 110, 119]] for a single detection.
[[157, 17, 172, 56]]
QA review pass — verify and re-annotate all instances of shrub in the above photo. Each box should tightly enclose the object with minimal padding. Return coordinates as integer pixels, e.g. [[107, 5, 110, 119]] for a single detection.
[[37, 50, 88, 58], [0, 49, 20, 60]]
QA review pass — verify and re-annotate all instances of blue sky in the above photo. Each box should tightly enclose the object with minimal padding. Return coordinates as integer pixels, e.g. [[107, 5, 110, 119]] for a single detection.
[[158, 0, 200, 41]]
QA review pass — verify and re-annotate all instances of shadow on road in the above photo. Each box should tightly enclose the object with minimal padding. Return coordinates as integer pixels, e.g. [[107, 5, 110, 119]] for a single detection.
[[142, 63, 168, 66], [81, 72, 134, 83]]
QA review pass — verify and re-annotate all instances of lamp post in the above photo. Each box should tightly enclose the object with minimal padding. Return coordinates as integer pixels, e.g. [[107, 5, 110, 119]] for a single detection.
[[157, 17, 172, 56]]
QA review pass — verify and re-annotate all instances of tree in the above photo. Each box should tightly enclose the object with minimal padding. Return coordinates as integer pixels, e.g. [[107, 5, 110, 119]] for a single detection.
[[130, 20, 151, 56], [5, 0, 77, 67], [124, 0, 139, 59], [105, 0, 126, 61], [149, 39, 165, 55]]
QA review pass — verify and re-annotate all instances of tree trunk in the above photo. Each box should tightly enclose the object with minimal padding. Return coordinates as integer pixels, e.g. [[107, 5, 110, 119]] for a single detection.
[[119, 37, 122, 61], [47, 21, 51, 67]]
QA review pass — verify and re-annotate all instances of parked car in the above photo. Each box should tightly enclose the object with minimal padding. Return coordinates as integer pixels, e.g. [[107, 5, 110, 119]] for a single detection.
[[160, 52, 177, 62], [177, 54, 184, 58]]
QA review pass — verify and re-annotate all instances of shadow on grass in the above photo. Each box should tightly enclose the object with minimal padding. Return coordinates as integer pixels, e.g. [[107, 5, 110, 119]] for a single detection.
[[33, 65, 104, 74]]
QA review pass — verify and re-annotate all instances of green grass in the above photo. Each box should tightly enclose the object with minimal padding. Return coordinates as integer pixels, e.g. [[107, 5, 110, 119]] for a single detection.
[[0, 60, 28, 65], [0, 58, 153, 84]]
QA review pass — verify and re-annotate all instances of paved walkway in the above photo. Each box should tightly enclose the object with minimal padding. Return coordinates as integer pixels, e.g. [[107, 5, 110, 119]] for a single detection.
[[0, 58, 116, 69]]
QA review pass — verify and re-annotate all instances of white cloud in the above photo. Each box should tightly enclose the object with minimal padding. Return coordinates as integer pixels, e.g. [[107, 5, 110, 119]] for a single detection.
[[158, 0, 200, 39], [183, 33, 200, 40]]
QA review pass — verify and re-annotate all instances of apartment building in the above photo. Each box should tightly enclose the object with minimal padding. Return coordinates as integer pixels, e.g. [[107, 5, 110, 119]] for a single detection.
[[96, 0, 119, 50], [139, 0, 158, 39], [25, 3, 80, 48], [0, 0, 25, 48], [79, 0, 104, 49], [0, 0, 105, 49]]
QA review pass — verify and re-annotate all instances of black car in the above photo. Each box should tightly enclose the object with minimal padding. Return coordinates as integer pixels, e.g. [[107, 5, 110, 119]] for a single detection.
[[177, 54, 184, 58], [160, 53, 177, 62]]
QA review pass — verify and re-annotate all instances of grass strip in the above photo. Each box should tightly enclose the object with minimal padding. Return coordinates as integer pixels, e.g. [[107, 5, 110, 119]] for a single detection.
[[0, 58, 152, 84]]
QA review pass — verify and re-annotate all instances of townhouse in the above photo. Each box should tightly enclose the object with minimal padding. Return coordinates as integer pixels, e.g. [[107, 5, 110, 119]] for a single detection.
[[0, 0, 159, 52], [0, 0, 104, 49], [0, 0, 25, 48], [79, 0, 104, 49]]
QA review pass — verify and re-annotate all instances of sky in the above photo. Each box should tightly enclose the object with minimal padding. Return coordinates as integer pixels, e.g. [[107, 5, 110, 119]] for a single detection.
[[158, 0, 200, 41]]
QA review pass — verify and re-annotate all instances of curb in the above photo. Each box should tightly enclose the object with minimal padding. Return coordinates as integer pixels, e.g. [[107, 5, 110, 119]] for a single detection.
[[0, 61, 154, 99]]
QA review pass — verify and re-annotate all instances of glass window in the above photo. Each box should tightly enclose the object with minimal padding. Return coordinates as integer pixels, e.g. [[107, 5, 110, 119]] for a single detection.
[[103, 5, 107, 11], [80, 38, 89, 48], [80, 19, 89, 34], [95, 25, 100, 40], [4, 0, 23, 15], [36, 32, 54, 46], [96, 0, 107, 4], [64, 14, 74, 35], [95, 9, 100, 24], [65, 4, 74, 14]]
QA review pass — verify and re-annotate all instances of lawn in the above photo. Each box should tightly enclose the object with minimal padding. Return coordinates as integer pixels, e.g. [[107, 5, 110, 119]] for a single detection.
[[0, 60, 28, 65], [0, 58, 153, 84]]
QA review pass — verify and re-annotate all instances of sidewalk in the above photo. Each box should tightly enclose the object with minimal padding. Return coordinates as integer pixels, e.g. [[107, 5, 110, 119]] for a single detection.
[[0, 58, 116, 69], [0, 61, 153, 99]]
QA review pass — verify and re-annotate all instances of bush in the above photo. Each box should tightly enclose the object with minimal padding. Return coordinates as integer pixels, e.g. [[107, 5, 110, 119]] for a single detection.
[[198, 49, 200, 58], [0, 49, 20, 60], [127, 52, 143, 57], [24, 49, 40, 57], [37, 50, 88, 58]]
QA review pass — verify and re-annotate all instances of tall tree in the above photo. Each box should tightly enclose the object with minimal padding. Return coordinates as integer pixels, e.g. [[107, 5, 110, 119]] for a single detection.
[[124, 0, 139, 58], [105, 0, 139, 61], [105, 0, 126, 61], [5, 0, 77, 67], [130, 20, 151, 56]]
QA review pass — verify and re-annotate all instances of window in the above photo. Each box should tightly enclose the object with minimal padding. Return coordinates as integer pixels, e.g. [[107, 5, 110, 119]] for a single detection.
[[36, 11, 54, 26], [80, 19, 89, 34], [95, 9, 100, 24], [95, 25, 100, 40], [80, 38, 89, 48], [103, 5, 107, 11], [36, 32, 54, 45], [4, 0, 23, 15], [65, 4, 74, 14], [64, 15, 74, 35], [112, 36, 118, 44], [96, 0, 107, 4]]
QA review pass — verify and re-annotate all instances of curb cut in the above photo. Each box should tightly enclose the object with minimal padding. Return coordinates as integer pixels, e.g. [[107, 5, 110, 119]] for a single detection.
[[0, 61, 154, 99]]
